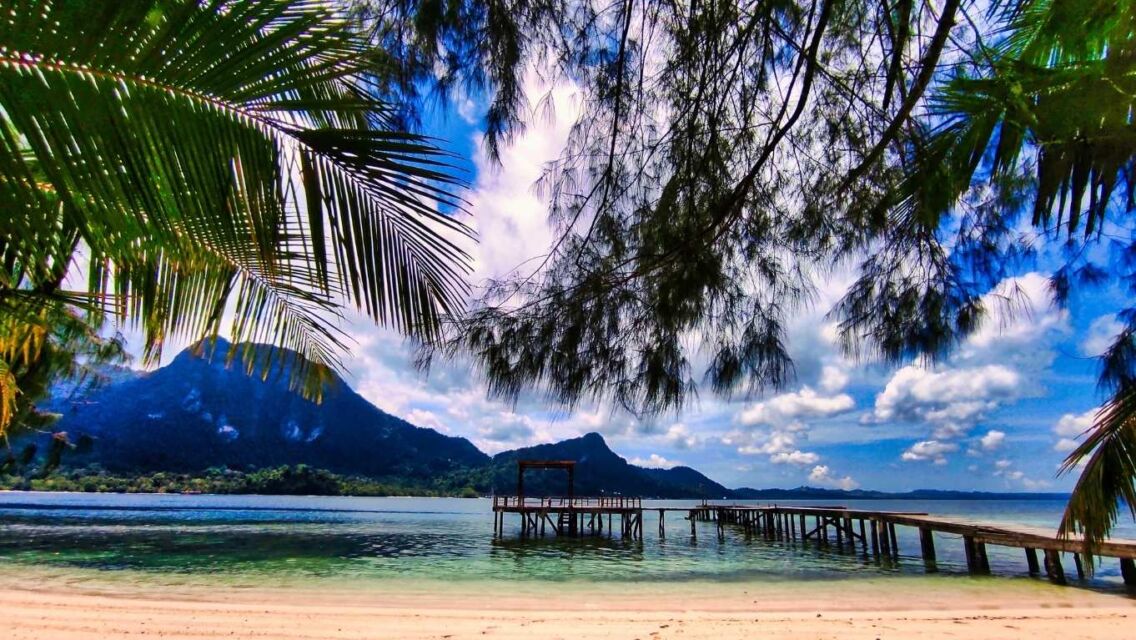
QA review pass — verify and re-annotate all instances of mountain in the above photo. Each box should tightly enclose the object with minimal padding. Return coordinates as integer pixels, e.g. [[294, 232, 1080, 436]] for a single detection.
[[21, 342, 1068, 499], [481, 433, 732, 499], [51, 339, 488, 478]]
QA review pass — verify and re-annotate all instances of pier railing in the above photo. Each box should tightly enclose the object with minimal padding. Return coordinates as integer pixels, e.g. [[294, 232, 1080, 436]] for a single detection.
[[492, 495, 642, 510]]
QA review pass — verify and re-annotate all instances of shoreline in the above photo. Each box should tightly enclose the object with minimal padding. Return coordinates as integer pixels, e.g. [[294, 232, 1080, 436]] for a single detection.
[[1, 571, 1133, 639]]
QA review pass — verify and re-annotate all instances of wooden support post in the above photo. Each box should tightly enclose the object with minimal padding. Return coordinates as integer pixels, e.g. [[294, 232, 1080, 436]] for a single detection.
[[540, 512, 546, 536], [963, 535, 978, 573], [888, 523, 899, 557], [1073, 553, 1085, 580], [1120, 558, 1136, 585], [879, 521, 891, 557], [835, 518, 844, 547], [975, 541, 990, 573], [869, 520, 880, 557], [1044, 550, 1067, 585], [919, 527, 937, 572], [690, 512, 696, 539], [659, 509, 665, 538], [1025, 548, 1040, 575], [859, 519, 868, 554], [799, 514, 806, 541]]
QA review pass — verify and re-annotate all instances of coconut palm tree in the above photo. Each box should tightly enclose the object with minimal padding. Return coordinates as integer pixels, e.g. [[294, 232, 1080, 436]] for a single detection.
[[0, 0, 473, 437]]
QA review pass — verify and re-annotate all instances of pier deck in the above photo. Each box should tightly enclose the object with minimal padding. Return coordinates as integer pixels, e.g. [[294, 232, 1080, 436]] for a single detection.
[[492, 497, 1136, 587], [491, 495, 644, 538], [696, 504, 1136, 586]]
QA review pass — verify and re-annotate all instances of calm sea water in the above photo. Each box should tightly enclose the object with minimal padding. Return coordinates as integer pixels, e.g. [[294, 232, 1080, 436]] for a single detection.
[[0, 492, 1133, 591]]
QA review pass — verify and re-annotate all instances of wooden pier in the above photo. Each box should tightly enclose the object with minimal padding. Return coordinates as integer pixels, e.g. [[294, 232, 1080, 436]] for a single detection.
[[492, 461, 1136, 587], [689, 504, 1136, 586], [492, 495, 644, 538], [492, 459, 646, 539]]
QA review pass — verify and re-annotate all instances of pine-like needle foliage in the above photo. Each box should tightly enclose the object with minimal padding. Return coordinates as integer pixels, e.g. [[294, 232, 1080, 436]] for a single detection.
[[0, 0, 474, 436], [359, 0, 1136, 551]]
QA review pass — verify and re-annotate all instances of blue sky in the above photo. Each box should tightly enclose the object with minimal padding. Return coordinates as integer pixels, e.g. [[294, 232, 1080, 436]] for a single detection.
[[123, 78, 1125, 493], [319, 77, 1128, 495]]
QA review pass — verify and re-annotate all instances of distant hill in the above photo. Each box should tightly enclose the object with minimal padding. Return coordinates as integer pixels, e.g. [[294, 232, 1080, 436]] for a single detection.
[[482, 433, 732, 499], [15, 340, 1070, 500], [50, 339, 488, 479]]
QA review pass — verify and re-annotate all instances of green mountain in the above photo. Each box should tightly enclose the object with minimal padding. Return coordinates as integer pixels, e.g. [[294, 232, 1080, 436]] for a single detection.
[[50, 339, 488, 479], [17, 341, 1067, 500]]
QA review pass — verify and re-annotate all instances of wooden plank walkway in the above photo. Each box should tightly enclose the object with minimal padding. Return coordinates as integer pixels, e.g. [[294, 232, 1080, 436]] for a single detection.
[[492, 495, 644, 539], [492, 498, 1136, 587], [701, 504, 1136, 586]]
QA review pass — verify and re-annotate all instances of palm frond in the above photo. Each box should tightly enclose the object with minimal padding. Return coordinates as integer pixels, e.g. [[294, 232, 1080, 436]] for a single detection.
[[1058, 384, 1136, 567], [0, 0, 473, 392]]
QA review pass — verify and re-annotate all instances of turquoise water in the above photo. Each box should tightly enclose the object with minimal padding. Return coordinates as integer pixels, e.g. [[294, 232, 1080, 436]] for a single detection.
[[0, 492, 1132, 590]]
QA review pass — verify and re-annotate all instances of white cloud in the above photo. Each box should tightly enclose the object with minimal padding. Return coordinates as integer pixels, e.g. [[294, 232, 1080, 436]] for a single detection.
[[807, 465, 859, 490], [819, 365, 850, 393], [660, 423, 700, 450], [466, 77, 581, 282], [770, 451, 820, 466], [456, 96, 480, 124], [979, 429, 1005, 452], [737, 387, 855, 428], [901, 440, 959, 465], [629, 454, 682, 469], [737, 430, 799, 456], [1053, 408, 1096, 452], [962, 272, 1069, 362], [1080, 314, 1125, 357], [871, 364, 1020, 439]]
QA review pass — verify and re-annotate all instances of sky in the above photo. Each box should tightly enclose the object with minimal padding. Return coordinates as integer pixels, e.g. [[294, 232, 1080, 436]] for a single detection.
[[334, 74, 1132, 495], [123, 76, 1129, 494]]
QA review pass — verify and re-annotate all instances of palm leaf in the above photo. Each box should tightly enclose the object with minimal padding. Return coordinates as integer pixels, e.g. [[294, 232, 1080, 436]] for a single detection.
[[0, 0, 473, 397], [1058, 328, 1136, 568]]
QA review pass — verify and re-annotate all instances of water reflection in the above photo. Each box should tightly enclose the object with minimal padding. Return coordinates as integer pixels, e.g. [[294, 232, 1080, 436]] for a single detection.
[[0, 494, 1129, 587]]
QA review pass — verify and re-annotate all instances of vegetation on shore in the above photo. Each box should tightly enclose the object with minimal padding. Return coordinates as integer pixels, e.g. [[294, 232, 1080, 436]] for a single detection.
[[0, 465, 481, 498]]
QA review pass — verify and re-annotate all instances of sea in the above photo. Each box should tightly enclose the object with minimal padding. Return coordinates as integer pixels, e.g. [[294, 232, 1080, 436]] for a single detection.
[[0, 492, 1133, 593]]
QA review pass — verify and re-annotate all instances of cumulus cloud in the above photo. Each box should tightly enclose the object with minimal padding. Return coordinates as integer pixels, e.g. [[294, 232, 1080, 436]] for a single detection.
[[1080, 314, 1125, 357], [979, 429, 1005, 451], [961, 272, 1069, 364], [991, 458, 1050, 489], [736, 430, 799, 456], [808, 465, 860, 490], [629, 454, 682, 469], [659, 423, 700, 450], [770, 451, 820, 466], [901, 440, 958, 465], [819, 365, 850, 393], [1053, 408, 1096, 452], [870, 364, 1020, 439], [466, 77, 580, 281], [737, 387, 855, 428]]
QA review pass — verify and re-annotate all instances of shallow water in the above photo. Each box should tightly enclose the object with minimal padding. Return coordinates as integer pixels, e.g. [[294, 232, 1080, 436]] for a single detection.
[[0, 492, 1132, 592]]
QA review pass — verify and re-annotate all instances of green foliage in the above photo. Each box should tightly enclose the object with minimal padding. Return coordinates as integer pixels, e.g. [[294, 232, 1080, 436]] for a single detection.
[[0, 0, 473, 438], [363, 1, 1136, 550], [0, 464, 479, 497]]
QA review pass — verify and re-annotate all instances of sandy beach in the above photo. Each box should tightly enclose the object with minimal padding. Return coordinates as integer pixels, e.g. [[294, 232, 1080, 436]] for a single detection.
[[2, 572, 1133, 640]]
